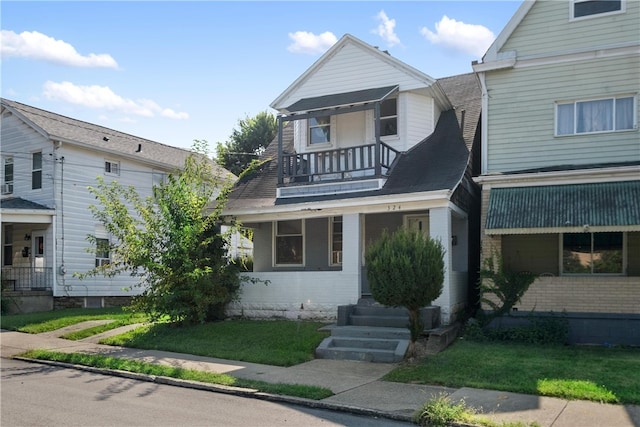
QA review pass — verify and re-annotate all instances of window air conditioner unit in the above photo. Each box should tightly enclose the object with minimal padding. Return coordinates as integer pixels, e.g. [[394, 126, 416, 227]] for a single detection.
[[1, 184, 13, 195]]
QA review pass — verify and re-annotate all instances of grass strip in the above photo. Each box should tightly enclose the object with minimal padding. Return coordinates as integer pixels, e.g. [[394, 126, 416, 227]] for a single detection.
[[385, 340, 640, 405], [20, 349, 334, 400], [101, 319, 330, 367], [1, 308, 148, 334]]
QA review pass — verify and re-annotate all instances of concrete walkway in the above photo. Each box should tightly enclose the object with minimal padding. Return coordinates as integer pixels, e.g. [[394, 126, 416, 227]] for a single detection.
[[1, 323, 639, 426]]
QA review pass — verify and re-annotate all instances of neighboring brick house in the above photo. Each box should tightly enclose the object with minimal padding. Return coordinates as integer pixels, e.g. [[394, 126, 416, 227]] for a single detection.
[[1, 99, 236, 312], [473, 0, 640, 344], [223, 34, 482, 325]]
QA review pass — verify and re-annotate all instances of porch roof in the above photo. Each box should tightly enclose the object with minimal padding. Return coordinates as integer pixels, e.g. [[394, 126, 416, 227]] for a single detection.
[[284, 86, 398, 114], [1, 197, 54, 223], [485, 181, 640, 234]]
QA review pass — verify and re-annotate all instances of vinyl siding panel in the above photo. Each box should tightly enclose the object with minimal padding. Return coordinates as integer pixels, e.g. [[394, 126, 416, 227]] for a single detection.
[[403, 93, 435, 151], [1, 111, 55, 207], [485, 55, 640, 173], [278, 43, 428, 108], [502, 1, 640, 57], [54, 144, 174, 297]]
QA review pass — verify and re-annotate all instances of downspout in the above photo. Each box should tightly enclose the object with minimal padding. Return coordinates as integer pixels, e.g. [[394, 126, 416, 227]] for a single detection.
[[59, 155, 68, 295]]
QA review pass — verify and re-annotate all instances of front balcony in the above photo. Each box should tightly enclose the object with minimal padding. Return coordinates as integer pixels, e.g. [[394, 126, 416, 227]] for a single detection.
[[1, 267, 53, 291], [281, 142, 399, 185]]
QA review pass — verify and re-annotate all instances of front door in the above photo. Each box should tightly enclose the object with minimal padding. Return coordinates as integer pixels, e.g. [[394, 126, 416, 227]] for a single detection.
[[31, 231, 46, 289]]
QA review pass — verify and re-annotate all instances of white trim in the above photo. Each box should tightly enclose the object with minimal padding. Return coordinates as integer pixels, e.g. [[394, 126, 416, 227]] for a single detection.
[[474, 165, 640, 187], [515, 43, 639, 69], [472, 55, 517, 72], [482, 0, 536, 63]]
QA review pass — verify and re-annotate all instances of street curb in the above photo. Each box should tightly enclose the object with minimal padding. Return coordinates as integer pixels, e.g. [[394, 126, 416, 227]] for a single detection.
[[13, 356, 416, 424]]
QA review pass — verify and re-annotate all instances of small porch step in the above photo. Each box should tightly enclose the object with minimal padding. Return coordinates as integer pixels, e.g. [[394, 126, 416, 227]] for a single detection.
[[315, 335, 409, 363]]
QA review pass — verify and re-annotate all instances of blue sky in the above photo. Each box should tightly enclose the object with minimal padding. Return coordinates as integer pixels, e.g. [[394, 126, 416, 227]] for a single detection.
[[1, 1, 524, 152]]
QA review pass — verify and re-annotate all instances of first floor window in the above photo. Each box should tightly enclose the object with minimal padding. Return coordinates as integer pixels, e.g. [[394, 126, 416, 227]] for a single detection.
[[308, 116, 331, 145], [32, 151, 42, 190], [3, 225, 13, 266], [556, 96, 635, 135], [95, 238, 110, 267], [562, 232, 623, 274], [330, 216, 343, 265], [275, 219, 303, 265]]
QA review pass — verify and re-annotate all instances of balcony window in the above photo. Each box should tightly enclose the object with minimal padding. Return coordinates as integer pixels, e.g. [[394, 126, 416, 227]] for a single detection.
[[309, 116, 331, 145], [380, 98, 398, 137]]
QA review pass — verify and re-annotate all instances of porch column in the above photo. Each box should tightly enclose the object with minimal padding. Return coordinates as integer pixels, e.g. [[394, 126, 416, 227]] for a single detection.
[[342, 213, 362, 301], [429, 207, 453, 324]]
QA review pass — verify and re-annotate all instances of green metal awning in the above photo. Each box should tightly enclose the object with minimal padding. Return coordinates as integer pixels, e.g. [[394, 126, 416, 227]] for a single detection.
[[485, 181, 640, 234], [285, 85, 398, 114]]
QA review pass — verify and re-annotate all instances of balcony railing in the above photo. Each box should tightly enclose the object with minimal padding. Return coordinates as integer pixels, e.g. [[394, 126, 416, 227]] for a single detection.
[[281, 142, 399, 185], [1, 267, 53, 291]]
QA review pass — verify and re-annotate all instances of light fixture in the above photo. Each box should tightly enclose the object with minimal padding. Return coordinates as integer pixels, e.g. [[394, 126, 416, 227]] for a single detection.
[[24, 233, 31, 241]]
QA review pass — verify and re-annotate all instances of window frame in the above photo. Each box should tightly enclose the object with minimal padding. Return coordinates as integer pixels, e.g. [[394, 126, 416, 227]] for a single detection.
[[2, 157, 13, 195], [32, 151, 42, 190], [570, 0, 624, 21], [555, 95, 637, 136], [307, 115, 332, 147], [3, 225, 13, 266], [329, 216, 343, 266], [104, 160, 121, 176], [273, 219, 305, 267], [95, 237, 111, 268], [380, 97, 398, 138], [560, 232, 626, 276]]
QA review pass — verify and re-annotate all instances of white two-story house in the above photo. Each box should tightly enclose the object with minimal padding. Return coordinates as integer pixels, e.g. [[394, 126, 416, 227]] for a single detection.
[[473, 0, 640, 344], [1, 99, 234, 312], [223, 34, 482, 325]]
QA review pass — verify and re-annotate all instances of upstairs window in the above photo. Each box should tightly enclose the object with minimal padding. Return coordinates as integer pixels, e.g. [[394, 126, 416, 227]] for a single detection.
[[556, 96, 635, 136], [105, 160, 120, 176], [308, 116, 331, 145], [572, 0, 623, 19], [380, 98, 398, 137], [32, 151, 42, 190], [2, 157, 13, 194], [562, 232, 623, 274], [274, 219, 304, 265]]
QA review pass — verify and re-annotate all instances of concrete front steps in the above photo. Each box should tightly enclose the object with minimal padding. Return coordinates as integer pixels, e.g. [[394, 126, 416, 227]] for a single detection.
[[315, 302, 441, 363]]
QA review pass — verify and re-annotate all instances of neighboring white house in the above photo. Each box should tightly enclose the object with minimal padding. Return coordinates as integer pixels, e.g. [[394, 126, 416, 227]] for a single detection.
[[0, 98, 236, 311], [223, 34, 482, 325], [473, 0, 640, 344]]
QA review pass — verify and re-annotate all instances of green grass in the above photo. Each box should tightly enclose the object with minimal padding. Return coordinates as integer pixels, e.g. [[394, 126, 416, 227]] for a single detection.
[[101, 319, 330, 367], [20, 350, 333, 400], [1, 307, 148, 334], [385, 340, 640, 405]]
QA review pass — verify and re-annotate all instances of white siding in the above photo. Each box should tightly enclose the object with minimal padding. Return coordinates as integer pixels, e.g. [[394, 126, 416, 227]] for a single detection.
[[1, 111, 55, 207], [403, 93, 436, 151], [279, 43, 430, 109], [502, 0, 639, 57], [54, 144, 174, 297], [485, 55, 640, 173]]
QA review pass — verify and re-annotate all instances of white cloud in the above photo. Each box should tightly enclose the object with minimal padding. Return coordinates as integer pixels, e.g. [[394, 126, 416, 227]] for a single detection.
[[42, 81, 189, 120], [287, 31, 337, 55], [1, 30, 118, 68], [420, 16, 495, 58], [372, 10, 401, 47]]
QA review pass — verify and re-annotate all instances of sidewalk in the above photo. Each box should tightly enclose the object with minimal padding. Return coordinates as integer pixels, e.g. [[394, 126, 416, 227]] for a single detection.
[[2, 324, 639, 427]]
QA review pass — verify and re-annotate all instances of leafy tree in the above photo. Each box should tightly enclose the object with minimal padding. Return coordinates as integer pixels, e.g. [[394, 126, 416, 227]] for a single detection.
[[477, 251, 539, 327], [364, 228, 445, 357], [216, 111, 277, 176], [78, 140, 241, 324]]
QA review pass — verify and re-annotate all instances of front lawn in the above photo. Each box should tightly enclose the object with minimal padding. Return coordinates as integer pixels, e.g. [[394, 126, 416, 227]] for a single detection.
[[100, 319, 330, 367], [385, 339, 640, 405]]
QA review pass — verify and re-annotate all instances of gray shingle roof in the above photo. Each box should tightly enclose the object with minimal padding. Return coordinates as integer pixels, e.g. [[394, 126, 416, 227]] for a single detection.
[[285, 86, 398, 113], [226, 72, 481, 210], [1, 98, 229, 176], [0, 197, 53, 210]]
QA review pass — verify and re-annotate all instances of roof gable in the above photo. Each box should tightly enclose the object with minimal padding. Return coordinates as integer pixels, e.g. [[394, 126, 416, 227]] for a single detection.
[[271, 34, 450, 112], [482, 0, 536, 63]]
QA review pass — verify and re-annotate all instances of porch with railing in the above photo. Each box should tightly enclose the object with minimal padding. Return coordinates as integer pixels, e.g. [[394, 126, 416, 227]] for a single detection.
[[1, 267, 53, 291], [280, 142, 399, 185]]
